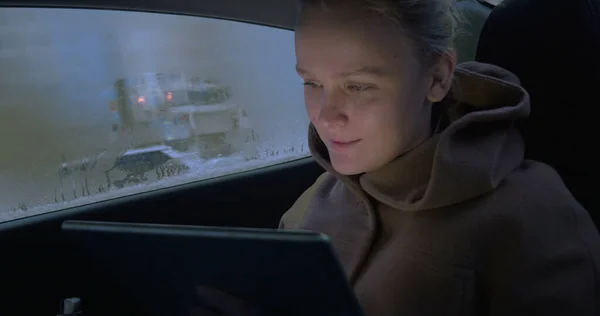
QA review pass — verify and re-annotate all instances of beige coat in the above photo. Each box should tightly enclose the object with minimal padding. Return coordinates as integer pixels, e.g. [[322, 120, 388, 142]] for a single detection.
[[280, 62, 600, 316]]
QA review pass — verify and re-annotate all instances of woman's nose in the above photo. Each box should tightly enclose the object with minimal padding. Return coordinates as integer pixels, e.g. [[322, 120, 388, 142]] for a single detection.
[[318, 90, 349, 129]]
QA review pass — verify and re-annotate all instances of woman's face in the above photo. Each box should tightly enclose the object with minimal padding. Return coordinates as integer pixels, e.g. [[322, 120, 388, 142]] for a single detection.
[[295, 5, 454, 175]]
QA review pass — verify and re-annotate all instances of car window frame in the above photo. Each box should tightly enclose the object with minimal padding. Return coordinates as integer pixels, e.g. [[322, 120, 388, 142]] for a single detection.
[[0, 2, 316, 227], [477, 0, 502, 8], [0, 0, 299, 30]]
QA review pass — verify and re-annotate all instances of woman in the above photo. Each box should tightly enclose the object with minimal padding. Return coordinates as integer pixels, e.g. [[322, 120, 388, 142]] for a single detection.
[[193, 0, 600, 315]]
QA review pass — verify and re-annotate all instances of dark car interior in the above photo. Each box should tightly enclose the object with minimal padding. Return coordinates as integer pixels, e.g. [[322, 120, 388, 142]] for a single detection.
[[0, 0, 597, 315], [475, 0, 600, 226]]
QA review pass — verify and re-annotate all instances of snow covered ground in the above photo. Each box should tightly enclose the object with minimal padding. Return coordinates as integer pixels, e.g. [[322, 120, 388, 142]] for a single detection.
[[0, 150, 309, 223]]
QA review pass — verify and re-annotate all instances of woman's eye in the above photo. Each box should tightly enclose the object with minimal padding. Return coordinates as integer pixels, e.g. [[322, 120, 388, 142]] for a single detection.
[[346, 84, 373, 92], [303, 81, 321, 88]]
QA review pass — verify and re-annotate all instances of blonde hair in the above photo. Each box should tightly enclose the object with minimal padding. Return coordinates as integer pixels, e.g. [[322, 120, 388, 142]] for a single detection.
[[299, 0, 462, 63]]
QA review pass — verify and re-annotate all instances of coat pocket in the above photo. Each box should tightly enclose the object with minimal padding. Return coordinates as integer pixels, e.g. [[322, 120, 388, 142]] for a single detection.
[[356, 249, 478, 316]]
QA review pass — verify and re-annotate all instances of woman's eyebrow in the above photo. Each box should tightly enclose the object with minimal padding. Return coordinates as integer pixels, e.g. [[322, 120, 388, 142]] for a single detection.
[[338, 66, 390, 77], [295, 65, 390, 77], [295, 65, 308, 75]]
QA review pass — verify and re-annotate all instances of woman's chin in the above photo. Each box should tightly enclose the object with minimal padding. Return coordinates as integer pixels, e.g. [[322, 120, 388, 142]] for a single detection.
[[330, 157, 364, 176]]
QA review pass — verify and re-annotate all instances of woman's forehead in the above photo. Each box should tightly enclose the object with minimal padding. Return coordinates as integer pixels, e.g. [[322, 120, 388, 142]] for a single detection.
[[295, 13, 412, 75]]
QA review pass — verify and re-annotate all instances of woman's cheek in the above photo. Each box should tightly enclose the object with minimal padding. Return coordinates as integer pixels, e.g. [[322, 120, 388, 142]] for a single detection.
[[304, 92, 322, 122]]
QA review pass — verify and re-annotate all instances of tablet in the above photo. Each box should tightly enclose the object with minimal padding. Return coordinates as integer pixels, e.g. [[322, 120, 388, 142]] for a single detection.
[[62, 220, 365, 316]]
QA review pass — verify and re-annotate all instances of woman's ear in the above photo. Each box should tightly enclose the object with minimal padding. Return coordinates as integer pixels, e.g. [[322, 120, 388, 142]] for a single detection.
[[426, 49, 457, 103]]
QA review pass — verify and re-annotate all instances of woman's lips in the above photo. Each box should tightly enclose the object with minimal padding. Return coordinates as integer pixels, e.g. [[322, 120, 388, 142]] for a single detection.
[[329, 139, 361, 151]]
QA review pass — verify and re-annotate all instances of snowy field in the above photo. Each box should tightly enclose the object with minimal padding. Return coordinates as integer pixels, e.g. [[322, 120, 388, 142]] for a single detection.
[[0, 150, 309, 223]]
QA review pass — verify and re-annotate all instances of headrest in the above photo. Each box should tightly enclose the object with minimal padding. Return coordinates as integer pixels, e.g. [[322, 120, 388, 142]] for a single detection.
[[475, 0, 600, 224]]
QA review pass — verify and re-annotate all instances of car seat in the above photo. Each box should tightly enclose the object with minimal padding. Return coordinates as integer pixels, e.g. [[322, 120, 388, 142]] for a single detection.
[[475, 0, 600, 228], [454, 0, 495, 63]]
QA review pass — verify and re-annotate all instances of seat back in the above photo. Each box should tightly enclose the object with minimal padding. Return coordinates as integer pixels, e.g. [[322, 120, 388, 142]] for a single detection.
[[475, 0, 600, 227], [454, 0, 494, 63]]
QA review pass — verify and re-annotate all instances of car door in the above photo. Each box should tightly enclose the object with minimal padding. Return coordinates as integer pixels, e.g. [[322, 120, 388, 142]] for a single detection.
[[0, 1, 323, 315]]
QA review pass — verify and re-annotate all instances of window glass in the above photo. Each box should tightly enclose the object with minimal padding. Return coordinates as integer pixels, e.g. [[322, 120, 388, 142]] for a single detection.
[[0, 8, 309, 222]]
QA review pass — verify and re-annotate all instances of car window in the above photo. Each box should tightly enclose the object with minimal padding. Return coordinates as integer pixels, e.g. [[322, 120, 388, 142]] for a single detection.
[[0, 8, 309, 223]]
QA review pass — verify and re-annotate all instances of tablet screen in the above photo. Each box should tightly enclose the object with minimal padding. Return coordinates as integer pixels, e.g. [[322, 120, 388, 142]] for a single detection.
[[63, 220, 365, 316]]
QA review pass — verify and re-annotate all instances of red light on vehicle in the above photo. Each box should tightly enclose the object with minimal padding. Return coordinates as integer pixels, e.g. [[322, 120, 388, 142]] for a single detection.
[[166, 92, 173, 101], [137, 96, 145, 103]]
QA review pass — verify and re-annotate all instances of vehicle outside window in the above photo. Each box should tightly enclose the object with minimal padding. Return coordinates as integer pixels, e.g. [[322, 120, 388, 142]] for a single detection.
[[0, 8, 309, 222], [110, 72, 256, 158]]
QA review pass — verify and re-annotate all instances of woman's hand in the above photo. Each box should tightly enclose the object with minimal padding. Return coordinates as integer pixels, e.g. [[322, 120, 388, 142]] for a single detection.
[[188, 286, 279, 316]]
